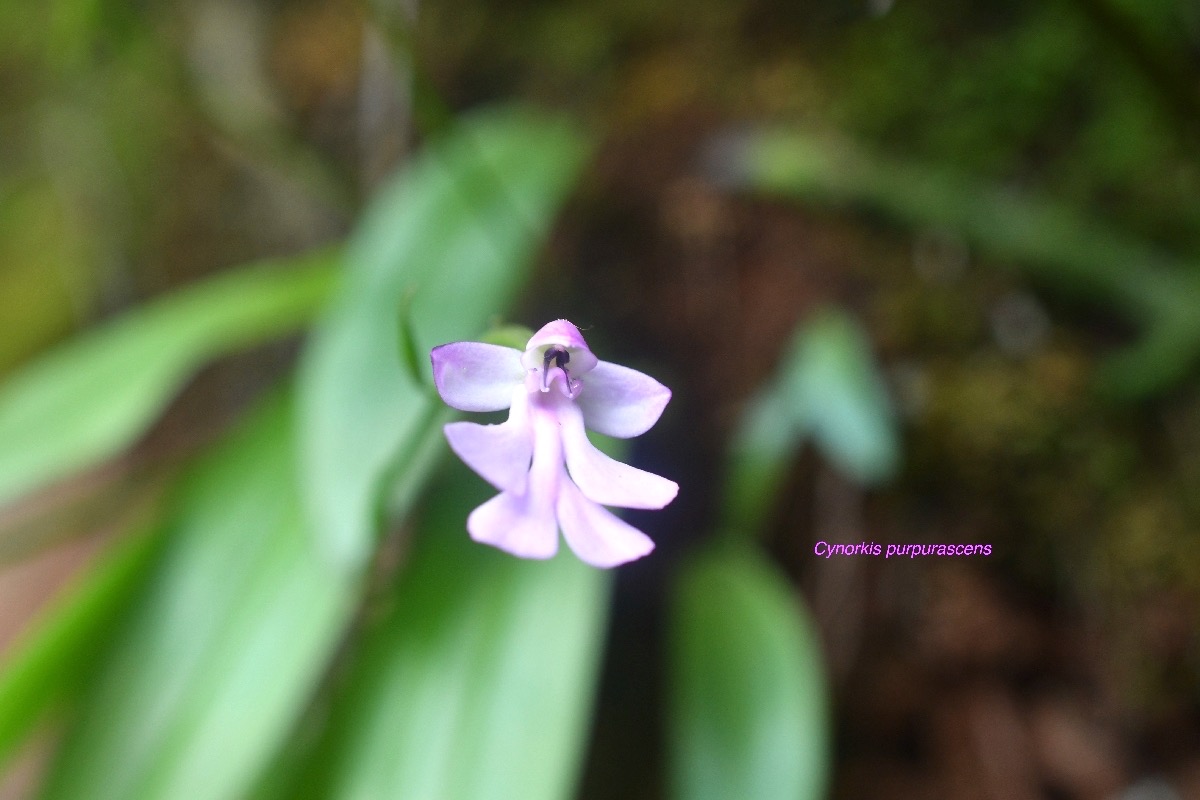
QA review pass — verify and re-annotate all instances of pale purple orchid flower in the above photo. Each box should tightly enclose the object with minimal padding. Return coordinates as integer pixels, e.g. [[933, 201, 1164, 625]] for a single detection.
[[430, 320, 677, 568]]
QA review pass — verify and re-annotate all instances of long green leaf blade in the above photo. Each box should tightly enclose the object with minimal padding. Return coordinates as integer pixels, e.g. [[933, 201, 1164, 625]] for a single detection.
[[669, 546, 829, 800], [298, 106, 589, 568], [302, 464, 610, 800], [0, 249, 337, 511], [39, 391, 355, 800]]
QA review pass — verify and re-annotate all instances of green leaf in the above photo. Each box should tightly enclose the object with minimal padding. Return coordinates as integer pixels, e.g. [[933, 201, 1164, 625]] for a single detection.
[[720, 386, 801, 536], [39, 391, 356, 800], [669, 546, 829, 800], [0, 526, 161, 768], [722, 308, 898, 533], [297, 462, 610, 800], [298, 106, 589, 569], [0, 248, 338, 511], [790, 309, 899, 484]]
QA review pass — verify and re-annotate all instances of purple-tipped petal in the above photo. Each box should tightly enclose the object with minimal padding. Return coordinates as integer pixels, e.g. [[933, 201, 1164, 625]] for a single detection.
[[558, 400, 678, 509], [431, 342, 524, 412], [556, 479, 654, 568], [468, 491, 558, 560], [577, 360, 671, 438]]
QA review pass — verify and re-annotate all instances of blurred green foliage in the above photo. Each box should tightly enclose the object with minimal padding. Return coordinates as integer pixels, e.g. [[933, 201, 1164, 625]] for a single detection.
[[0, 82, 844, 800], [0, 252, 336, 510], [2, 0, 1199, 797], [0, 84, 842, 795], [734, 130, 1200, 399], [291, 461, 610, 800], [722, 309, 899, 534], [0, 105, 606, 800], [670, 547, 828, 800], [41, 391, 355, 800], [0, 525, 160, 767]]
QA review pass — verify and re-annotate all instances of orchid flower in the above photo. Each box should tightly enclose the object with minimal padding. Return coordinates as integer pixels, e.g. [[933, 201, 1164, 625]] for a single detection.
[[430, 320, 677, 568]]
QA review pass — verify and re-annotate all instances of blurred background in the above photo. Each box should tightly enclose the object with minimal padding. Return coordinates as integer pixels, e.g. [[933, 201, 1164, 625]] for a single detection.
[[1, 0, 1199, 799]]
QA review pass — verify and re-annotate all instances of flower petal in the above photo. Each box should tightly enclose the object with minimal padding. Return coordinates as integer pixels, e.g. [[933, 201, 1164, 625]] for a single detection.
[[557, 398, 678, 509], [443, 386, 532, 493], [431, 342, 524, 412], [577, 360, 671, 438], [444, 425, 531, 494], [556, 479, 654, 568], [468, 491, 558, 560]]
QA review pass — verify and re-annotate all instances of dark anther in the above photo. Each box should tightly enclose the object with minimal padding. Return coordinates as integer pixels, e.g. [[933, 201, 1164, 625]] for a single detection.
[[546, 346, 569, 369], [542, 345, 570, 388]]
